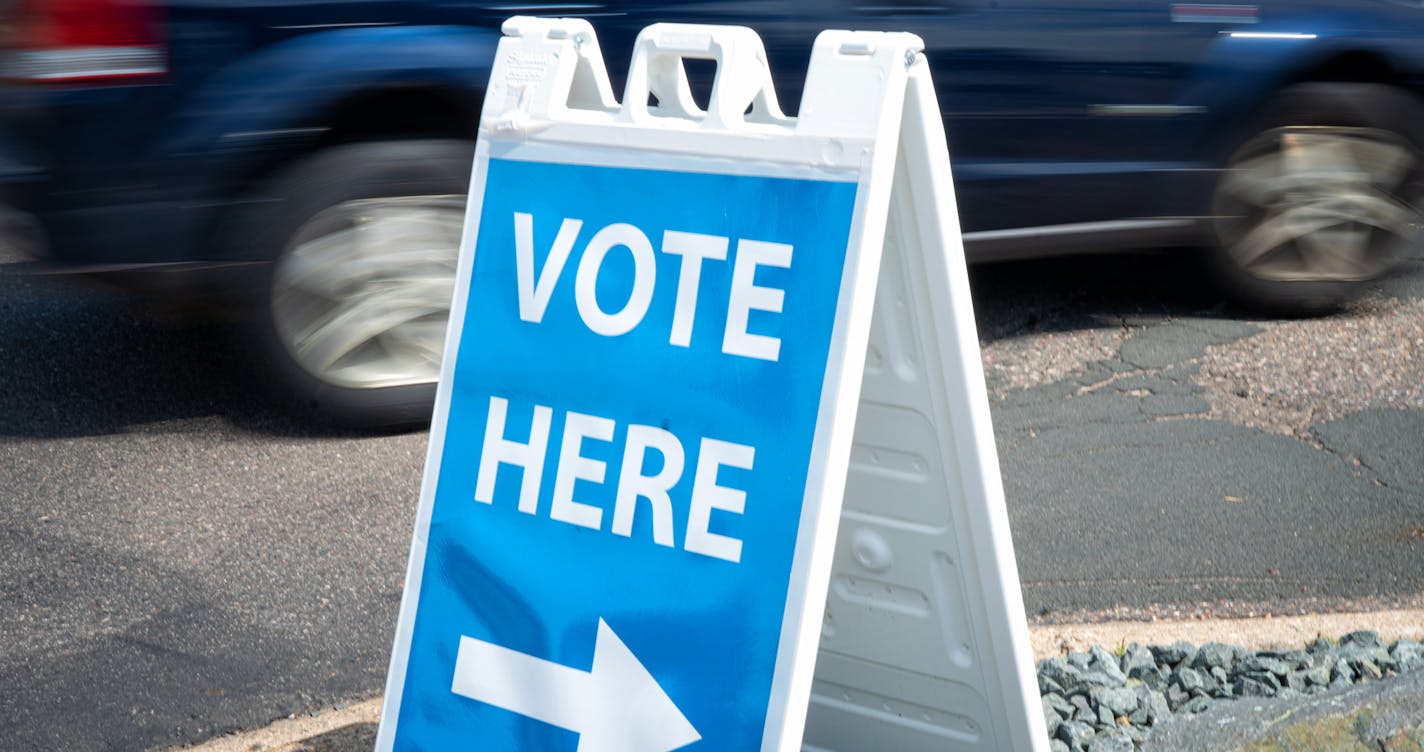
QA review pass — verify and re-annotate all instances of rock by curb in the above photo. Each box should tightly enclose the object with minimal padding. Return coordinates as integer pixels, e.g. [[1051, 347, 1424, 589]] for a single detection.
[[1037, 632, 1424, 751], [1144, 664, 1424, 752]]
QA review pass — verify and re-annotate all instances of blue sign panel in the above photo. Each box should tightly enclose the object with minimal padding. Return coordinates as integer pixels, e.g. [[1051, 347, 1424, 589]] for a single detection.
[[390, 157, 857, 751]]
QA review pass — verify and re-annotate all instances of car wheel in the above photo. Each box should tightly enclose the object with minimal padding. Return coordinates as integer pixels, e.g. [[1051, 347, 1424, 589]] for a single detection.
[[244, 139, 472, 428], [1210, 83, 1424, 314]]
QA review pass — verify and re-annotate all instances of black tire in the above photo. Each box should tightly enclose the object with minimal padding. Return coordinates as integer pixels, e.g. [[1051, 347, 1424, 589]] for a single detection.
[[1210, 83, 1424, 314], [236, 139, 473, 428]]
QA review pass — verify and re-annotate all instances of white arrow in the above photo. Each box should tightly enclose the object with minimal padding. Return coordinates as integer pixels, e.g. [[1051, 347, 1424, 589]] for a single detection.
[[451, 619, 701, 752]]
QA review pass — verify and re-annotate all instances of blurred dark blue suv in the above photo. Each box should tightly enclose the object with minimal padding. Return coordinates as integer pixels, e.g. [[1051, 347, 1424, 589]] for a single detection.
[[3, 0, 1423, 426]]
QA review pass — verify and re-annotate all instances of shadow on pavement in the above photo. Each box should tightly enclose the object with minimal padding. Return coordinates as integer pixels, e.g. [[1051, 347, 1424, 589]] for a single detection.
[[968, 248, 1231, 343], [0, 269, 398, 439], [289, 723, 379, 751]]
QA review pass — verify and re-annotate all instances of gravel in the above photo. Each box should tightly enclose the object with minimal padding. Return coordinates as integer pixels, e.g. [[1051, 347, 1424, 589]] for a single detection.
[[1037, 631, 1424, 751], [1195, 295, 1424, 437], [981, 321, 1131, 395], [977, 273, 1424, 438]]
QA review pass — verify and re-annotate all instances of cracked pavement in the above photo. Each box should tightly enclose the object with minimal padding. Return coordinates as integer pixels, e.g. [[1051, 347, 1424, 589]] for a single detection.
[[972, 250, 1424, 624]]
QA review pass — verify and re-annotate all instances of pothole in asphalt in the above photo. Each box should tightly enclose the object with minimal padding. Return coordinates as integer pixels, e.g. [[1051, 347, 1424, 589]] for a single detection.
[[1195, 295, 1424, 437], [980, 322, 1131, 396], [977, 290, 1424, 439]]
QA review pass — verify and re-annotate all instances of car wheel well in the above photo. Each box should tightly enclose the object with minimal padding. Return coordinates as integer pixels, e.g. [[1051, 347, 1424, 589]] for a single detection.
[[1214, 56, 1423, 168], [230, 87, 479, 193], [316, 86, 480, 146], [216, 86, 480, 259], [1290, 50, 1401, 87]]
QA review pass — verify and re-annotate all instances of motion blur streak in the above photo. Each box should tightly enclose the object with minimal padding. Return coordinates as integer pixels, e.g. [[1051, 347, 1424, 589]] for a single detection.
[[1, 1, 1423, 427]]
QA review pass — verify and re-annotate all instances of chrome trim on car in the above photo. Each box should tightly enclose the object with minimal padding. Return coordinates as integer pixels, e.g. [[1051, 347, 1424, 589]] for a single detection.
[[965, 219, 1198, 242], [1089, 104, 1207, 117]]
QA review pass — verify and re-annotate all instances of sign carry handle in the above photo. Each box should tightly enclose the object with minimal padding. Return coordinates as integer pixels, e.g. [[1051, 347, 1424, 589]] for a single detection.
[[620, 23, 788, 128]]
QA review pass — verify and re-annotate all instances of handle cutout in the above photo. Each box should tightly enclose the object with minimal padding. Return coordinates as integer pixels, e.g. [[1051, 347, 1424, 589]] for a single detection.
[[621, 23, 787, 129]]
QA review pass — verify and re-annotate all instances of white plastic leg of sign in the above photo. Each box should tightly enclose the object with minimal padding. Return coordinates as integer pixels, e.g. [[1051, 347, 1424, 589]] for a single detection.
[[803, 49, 1048, 752]]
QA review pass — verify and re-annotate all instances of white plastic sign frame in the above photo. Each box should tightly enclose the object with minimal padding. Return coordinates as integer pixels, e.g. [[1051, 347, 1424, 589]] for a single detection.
[[377, 17, 1045, 752]]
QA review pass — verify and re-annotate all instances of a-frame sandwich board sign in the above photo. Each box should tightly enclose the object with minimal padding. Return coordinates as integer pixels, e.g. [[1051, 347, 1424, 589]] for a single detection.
[[376, 17, 1046, 752]]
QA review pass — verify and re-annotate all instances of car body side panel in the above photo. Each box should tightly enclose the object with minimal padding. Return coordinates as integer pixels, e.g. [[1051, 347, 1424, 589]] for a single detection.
[[30, 23, 500, 266], [840, 0, 1173, 233], [5, 0, 1424, 270]]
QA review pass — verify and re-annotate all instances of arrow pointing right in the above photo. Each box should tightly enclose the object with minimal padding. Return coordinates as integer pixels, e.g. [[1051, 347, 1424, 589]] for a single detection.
[[452, 619, 701, 752]]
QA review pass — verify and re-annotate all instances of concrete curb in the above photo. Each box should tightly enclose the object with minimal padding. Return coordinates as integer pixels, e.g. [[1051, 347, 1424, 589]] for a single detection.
[[1031, 610, 1424, 658], [162, 699, 380, 752]]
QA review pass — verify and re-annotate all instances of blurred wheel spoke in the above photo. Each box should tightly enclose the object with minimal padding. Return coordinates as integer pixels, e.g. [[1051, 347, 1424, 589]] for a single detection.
[[272, 196, 461, 388], [1231, 209, 1337, 269], [1296, 220, 1371, 278]]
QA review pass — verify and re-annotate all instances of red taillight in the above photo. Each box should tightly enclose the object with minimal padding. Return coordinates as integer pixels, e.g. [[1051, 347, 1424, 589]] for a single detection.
[[5, 0, 166, 83]]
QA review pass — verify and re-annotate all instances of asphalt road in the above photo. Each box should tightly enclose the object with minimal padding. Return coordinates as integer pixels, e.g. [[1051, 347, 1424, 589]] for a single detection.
[[2, 248, 1422, 750], [976, 251, 1424, 622]]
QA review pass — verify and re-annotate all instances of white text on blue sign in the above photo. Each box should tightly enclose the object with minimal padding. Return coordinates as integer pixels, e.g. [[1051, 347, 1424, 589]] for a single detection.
[[512, 213, 793, 361], [472, 212, 800, 563]]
